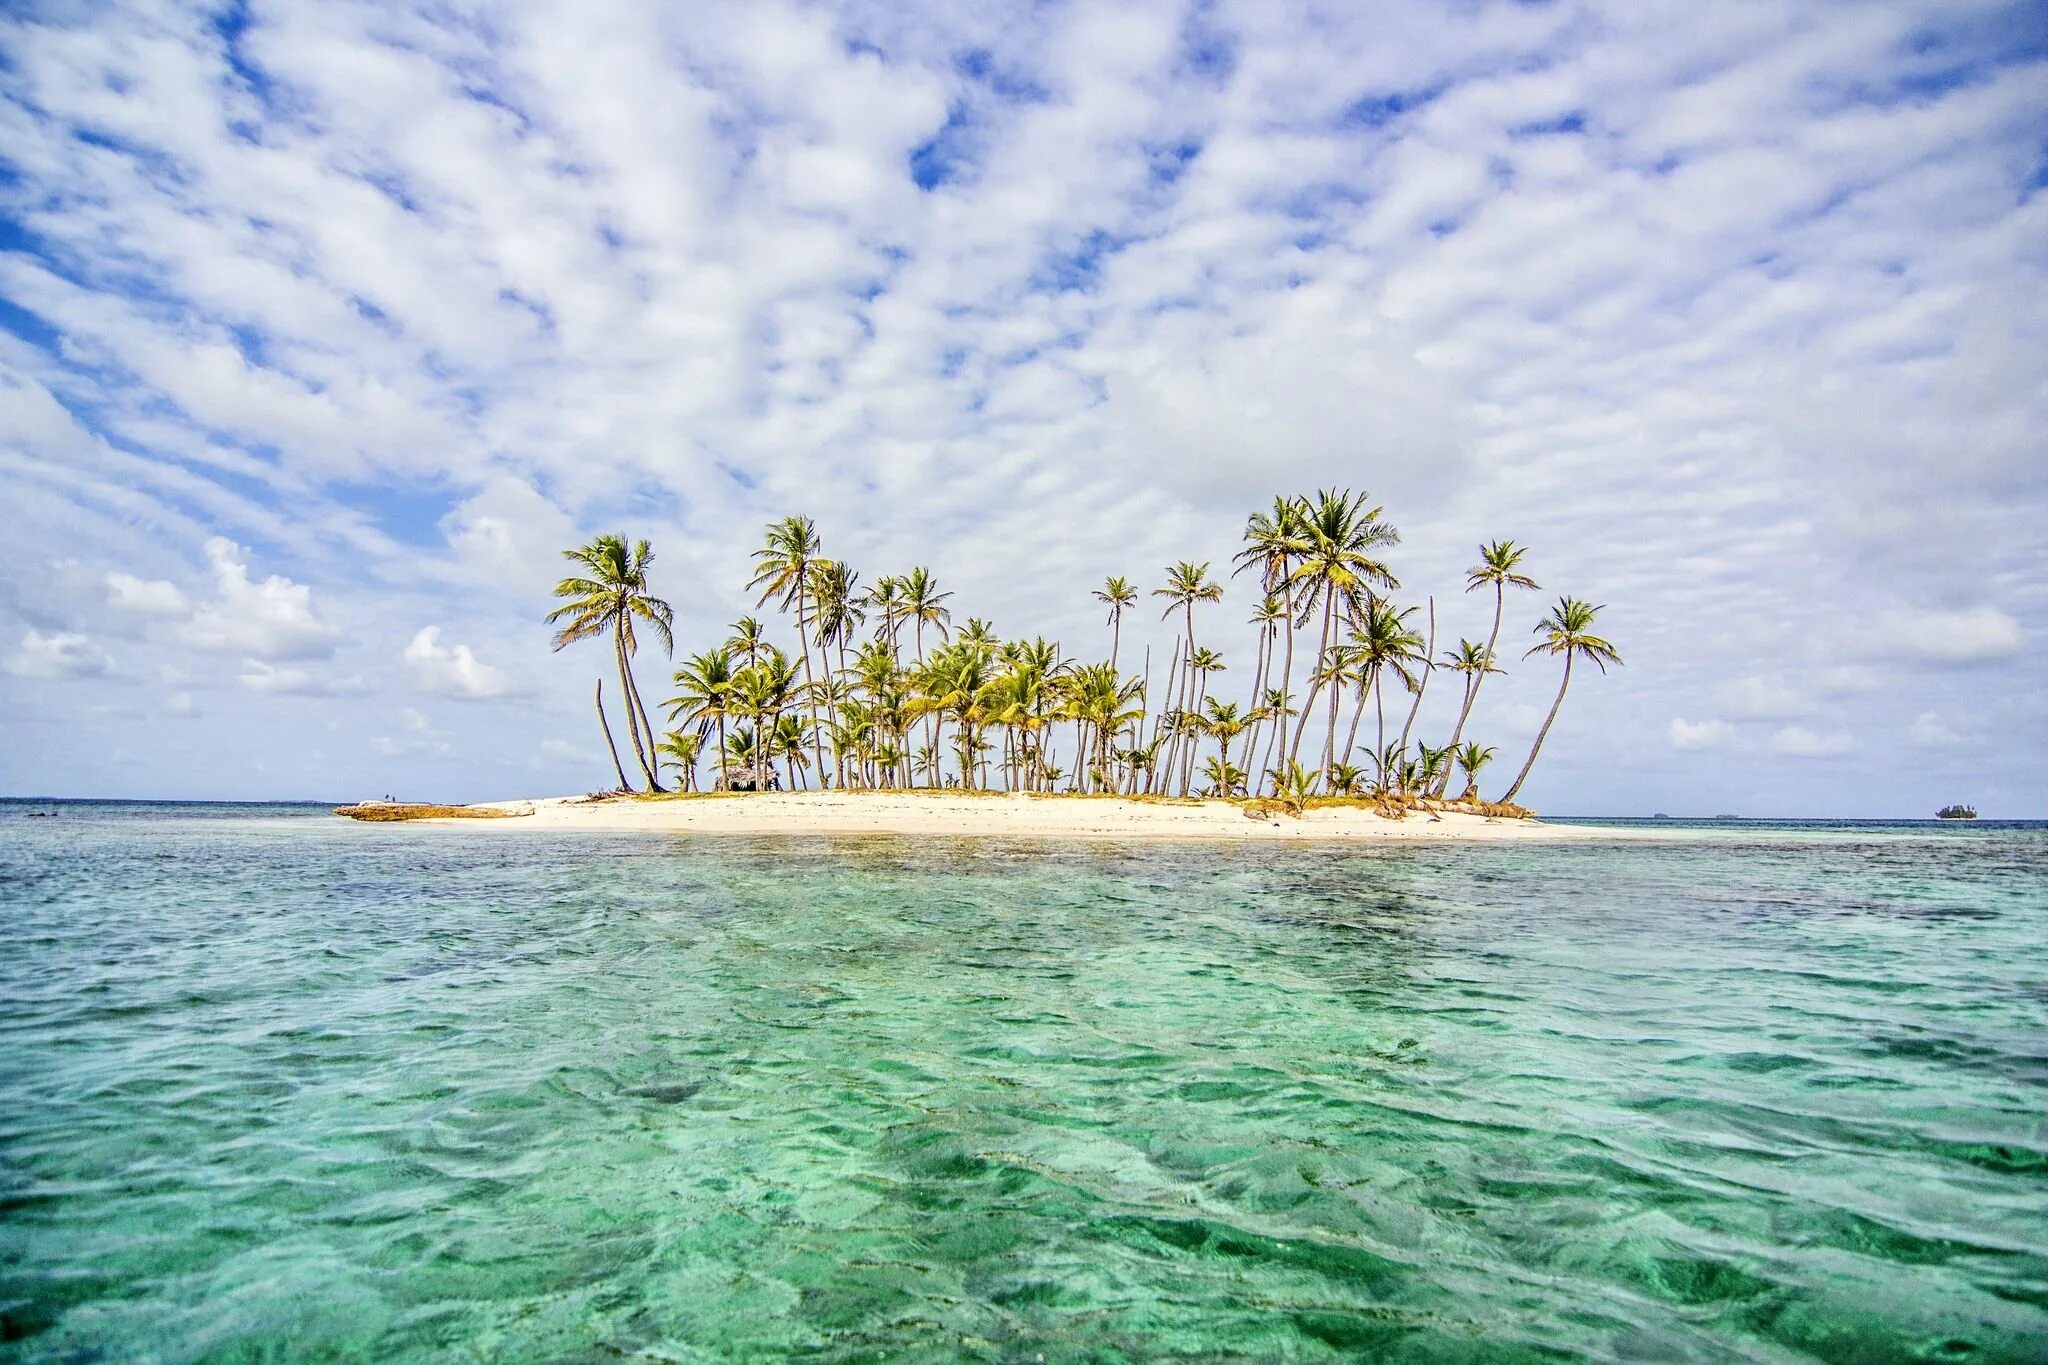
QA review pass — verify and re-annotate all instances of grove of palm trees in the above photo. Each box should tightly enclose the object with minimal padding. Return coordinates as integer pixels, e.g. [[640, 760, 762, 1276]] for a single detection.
[[548, 491, 1620, 813]]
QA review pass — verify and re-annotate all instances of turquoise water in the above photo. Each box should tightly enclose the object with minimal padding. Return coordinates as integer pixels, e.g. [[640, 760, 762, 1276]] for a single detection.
[[2, 804, 2044, 1361]]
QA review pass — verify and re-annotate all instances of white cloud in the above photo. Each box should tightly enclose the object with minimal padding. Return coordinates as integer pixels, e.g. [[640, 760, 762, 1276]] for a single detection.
[[1908, 711, 1967, 747], [183, 539, 343, 662], [1718, 676, 1808, 721], [404, 626, 512, 699], [1669, 717, 1733, 751], [1770, 725, 1858, 759], [238, 661, 363, 696], [1865, 606, 2023, 665], [5, 629, 110, 678], [106, 572, 191, 616], [164, 690, 199, 717]]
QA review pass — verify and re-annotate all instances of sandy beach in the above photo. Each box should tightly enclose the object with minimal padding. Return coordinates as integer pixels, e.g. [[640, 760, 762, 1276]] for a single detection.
[[409, 791, 1650, 841]]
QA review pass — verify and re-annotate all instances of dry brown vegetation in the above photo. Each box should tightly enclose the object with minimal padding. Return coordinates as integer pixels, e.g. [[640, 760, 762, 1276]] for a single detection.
[[334, 804, 523, 822]]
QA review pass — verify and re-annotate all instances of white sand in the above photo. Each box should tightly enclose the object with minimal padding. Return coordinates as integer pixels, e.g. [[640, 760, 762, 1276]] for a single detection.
[[434, 791, 1649, 842]]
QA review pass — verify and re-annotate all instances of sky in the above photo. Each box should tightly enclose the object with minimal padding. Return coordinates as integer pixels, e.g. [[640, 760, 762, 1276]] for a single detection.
[[2, 0, 2044, 815]]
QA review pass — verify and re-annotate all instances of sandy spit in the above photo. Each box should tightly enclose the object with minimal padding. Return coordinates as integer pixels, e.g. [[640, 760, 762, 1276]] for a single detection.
[[412, 791, 1660, 842]]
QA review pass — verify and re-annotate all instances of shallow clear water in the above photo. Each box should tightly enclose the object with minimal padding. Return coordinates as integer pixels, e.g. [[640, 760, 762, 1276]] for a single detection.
[[2, 804, 2045, 1362]]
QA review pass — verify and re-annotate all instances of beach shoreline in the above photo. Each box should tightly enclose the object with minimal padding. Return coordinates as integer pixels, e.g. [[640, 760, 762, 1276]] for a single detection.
[[369, 791, 1660, 841]]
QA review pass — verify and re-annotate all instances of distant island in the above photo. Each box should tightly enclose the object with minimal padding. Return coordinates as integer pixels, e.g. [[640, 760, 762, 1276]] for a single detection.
[[1936, 804, 1978, 820]]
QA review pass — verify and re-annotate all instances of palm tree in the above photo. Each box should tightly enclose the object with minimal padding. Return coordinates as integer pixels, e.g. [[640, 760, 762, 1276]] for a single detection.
[[1452, 743, 1495, 802], [728, 616, 767, 671], [1500, 598, 1621, 804], [720, 725, 768, 790], [864, 576, 905, 658], [656, 730, 703, 792], [748, 516, 832, 790], [1199, 755, 1248, 798], [1339, 598, 1423, 780], [1440, 540, 1538, 793], [809, 560, 865, 783], [900, 566, 952, 763], [1094, 575, 1137, 670], [1153, 561, 1222, 790], [733, 647, 797, 792], [1235, 497, 1310, 784], [1198, 697, 1252, 781], [547, 534, 673, 792], [1327, 762, 1369, 796], [900, 567, 953, 660], [1285, 491, 1399, 771], [666, 646, 736, 777]]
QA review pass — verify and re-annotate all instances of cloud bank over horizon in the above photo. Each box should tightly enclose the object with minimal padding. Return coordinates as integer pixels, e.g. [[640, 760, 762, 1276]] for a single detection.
[[2, 0, 2044, 815]]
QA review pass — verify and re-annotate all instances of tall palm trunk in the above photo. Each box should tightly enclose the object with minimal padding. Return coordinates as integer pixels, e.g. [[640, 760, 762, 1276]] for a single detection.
[[1398, 599, 1436, 770], [795, 581, 826, 789], [1241, 623, 1272, 787], [626, 662, 665, 792], [1502, 653, 1572, 804], [594, 679, 631, 791], [1272, 581, 1298, 792], [1343, 663, 1373, 768], [1109, 610, 1122, 672], [1374, 674, 1389, 788], [1440, 585, 1508, 796], [1320, 660, 1344, 780], [614, 632, 661, 790], [1291, 591, 1336, 769]]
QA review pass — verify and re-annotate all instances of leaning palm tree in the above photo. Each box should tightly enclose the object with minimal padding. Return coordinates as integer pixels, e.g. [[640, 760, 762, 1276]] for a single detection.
[[547, 534, 673, 791], [1285, 491, 1399, 770], [748, 516, 832, 789], [1439, 540, 1538, 793], [1094, 575, 1137, 670], [656, 730, 703, 793], [1500, 598, 1621, 805]]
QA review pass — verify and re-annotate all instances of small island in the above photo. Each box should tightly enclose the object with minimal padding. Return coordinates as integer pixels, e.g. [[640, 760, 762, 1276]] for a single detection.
[[1936, 804, 1978, 820], [350, 490, 1628, 841]]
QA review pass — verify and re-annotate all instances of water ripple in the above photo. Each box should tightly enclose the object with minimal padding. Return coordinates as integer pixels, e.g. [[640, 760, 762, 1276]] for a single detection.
[[1, 809, 2045, 1360]]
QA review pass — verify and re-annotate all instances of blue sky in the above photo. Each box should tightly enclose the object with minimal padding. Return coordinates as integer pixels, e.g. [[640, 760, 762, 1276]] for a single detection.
[[2, 0, 2045, 814]]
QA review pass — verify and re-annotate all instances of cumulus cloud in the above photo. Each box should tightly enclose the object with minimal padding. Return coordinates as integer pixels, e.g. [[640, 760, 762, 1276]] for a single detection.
[[183, 540, 344, 662], [1718, 676, 1808, 721], [5, 629, 110, 678], [238, 661, 363, 696], [106, 573, 191, 617], [1770, 725, 1858, 759], [404, 627, 512, 699], [1669, 717, 1733, 751], [1863, 606, 2023, 665], [1908, 711, 1968, 748]]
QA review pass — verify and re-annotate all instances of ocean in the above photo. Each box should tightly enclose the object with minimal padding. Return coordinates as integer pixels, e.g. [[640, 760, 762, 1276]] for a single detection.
[[2, 801, 2044, 1360]]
